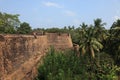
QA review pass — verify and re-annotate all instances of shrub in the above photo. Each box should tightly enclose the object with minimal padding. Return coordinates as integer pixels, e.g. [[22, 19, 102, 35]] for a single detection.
[[35, 48, 120, 80]]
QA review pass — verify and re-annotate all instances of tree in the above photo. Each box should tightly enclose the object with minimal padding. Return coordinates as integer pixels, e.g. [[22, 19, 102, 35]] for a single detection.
[[94, 18, 106, 28], [0, 12, 20, 33], [94, 18, 107, 42], [111, 19, 120, 28], [79, 22, 88, 39], [104, 19, 120, 66], [17, 22, 32, 34], [110, 19, 120, 37], [80, 22, 88, 29], [79, 25, 103, 58]]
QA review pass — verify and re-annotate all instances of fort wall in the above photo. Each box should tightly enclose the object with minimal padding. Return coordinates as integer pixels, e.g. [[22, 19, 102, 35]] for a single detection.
[[0, 33, 73, 80]]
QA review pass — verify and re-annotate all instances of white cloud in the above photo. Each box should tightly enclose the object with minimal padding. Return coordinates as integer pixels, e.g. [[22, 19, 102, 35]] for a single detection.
[[73, 19, 80, 25], [114, 16, 120, 20], [64, 10, 76, 17], [43, 1, 63, 8]]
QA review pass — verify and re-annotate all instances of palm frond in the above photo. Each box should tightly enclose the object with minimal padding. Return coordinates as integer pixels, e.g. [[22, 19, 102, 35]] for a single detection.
[[92, 44, 99, 52], [112, 26, 120, 30], [91, 40, 103, 49]]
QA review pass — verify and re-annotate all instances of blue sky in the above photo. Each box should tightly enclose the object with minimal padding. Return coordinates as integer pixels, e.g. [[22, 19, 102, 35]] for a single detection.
[[0, 0, 120, 29]]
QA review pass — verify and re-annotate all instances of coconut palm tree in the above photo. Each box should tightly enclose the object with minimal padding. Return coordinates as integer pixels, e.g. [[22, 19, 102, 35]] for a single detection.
[[94, 18, 106, 28], [111, 19, 120, 28], [79, 22, 88, 43], [79, 25, 103, 58], [110, 19, 120, 37], [107, 19, 120, 65], [94, 18, 107, 42]]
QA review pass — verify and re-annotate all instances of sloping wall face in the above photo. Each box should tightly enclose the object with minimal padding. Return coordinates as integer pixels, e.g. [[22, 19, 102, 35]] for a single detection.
[[0, 33, 73, 80]]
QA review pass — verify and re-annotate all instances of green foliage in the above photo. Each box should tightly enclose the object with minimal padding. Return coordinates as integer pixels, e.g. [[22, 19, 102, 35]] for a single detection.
[[17, 22, 32, 34], [111, 19, 120, 29], [35, 48, 86, 80], [103, 33, 120, 66], [0, 12, 20, 33], [94, 18, 107, 42], [45, 28, 67, 33], [35, 47, 120, 80], [79, 25, 103, 58], [95, 53, 120, 80], [103, 19, 120, 66]]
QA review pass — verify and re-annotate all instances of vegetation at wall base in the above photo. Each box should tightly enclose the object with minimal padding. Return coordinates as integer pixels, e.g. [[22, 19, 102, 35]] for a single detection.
[[35, 47, 120, 80]]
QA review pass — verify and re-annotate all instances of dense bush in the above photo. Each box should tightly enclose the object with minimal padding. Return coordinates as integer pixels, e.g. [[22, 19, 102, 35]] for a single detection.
[[35, 47, 120, 80]]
